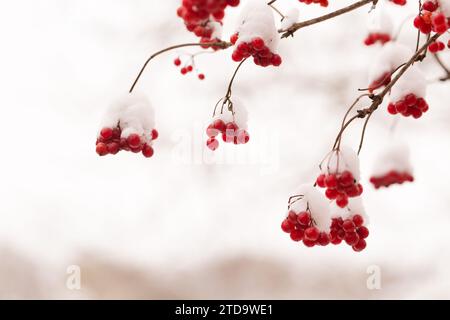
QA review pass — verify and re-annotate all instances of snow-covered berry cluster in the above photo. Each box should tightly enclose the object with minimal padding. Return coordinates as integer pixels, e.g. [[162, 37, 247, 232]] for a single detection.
[[177, 0, 240, 43], [206, 99, 249, 151], [316, 147, 363, 208], [173, 57, 205, 80], [370, 142, 414, 189], [281, 186, 332, 248], [298, 0, 329, 7], [387, 66, 429, 118], [414, 0, 450, 34], [281, 185, 369, 252], [96, 93, 158, 158], [231, 0, 282, 67], [364, 5, 393, 46]]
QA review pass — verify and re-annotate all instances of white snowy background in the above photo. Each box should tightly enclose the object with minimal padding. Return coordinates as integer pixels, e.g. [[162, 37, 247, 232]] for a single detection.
[[0, 0, 449, 299]]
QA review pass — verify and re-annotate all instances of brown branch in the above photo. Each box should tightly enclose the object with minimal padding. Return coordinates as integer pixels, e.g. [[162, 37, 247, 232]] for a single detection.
[[129, 41, 231, 93], [279, 0, 377, 38]]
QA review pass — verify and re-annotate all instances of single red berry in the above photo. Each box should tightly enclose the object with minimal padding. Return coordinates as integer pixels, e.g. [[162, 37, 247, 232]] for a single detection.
[[325, 188, 338, 200], [357, 226, 370, 239], [107, 142, 120, 155], [206, 138, 219, 151], [345, 232, 360, 246], [305, 227, 320, 241], [142, 144, 154, 158], [96, 143, 108, 156], [317, 232, 330, 246], [198, 73, 205, 80], [303, 238, 316, 247], [174, 58, 181, 66], [316, 174, 326, 188], [151, 129, 159, 140], [342, 219, 356, 232], [127, 134, 141, 148], [352, 214, 364, 227], [251, 37, 265, 50], [336, 194, 349, 208], [290, 229, 304, 242], [297, 212, 311, 226], [325, 174, 338, 188], [281, 219, 292, 233], [352, 239, 367, 252], [100, 127, 113, 140]]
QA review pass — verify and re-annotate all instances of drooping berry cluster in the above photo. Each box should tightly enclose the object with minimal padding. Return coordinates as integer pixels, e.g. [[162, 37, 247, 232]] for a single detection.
[[298, 0, 329, 7], [206, 119, 250, 151], [281, 210, 331, 247], [96, 126, 158, 158], [316, 171, 363, 208], [414, 1, 449, 34], [176, 0, 240, 42], [364, 33, 391, 46], [370, 171, 414, 189], [231, 35, 282, 67], [173, 57, 205, 80], [329, 215, 369, 252], [387, 93, 429, 119]]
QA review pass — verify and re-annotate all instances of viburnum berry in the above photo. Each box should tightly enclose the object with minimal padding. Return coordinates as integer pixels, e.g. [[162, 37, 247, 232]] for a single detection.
[[364, 33, 391, 46], [414, 1, 449, 35], [428, 41, 446, 53]]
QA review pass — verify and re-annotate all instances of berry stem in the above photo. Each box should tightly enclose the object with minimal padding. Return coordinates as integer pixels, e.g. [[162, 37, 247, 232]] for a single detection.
[[279, 0, 378, 38], [129, 41, 231, 93]]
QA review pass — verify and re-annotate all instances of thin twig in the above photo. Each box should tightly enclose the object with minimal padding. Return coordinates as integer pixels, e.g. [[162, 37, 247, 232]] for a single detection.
[[279, 0, 377, 38], [129, 41, 231, 93], [433, 53, 450, 81]]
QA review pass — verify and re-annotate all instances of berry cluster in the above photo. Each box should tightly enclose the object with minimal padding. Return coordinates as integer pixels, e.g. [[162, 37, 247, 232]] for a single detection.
[[387, 93, 429, 119], [428, 40, 446, 53], [298, 0, 329, 7], [231, 35, 282, 67], [329, 215, 369, 252], [370, 171, 414, 189], [281, 210, 331, 247], [96, 126, 158, 158], [316, 172, 363, 208], [176, 0, 240, 41], [389, 0, 406, 5], [414, 1, 449, 34], [206, 119, 250, 151], [173, 57, 205, 80], [364, 33, 391, 46]]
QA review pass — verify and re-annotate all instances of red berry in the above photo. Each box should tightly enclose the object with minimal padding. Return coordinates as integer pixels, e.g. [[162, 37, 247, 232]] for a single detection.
[[336, 194, 349, 208], [142, 144, 154, 158], [96, 143, 108, 156], [352, 239, 367, 252], [174, 58, 181, 66], [316, 174, 326, 188], [357, 226, 370, 239], [281, 219, 292, 233], [325, 174, 338, 188], [151, 129, 159, 140], [290, 229, 304, 242], [100, 127, 113, 140], [352, 214, 364, 227], [297, 212, 311, 226], [305, 227, 320, 241], [342, 219, 356, 232], [127, 134, 141, 148], [345, 232, 360, 246], [317, 232, 330, 246], [206, 138, 219, 151], [198, 73, 205, 80]]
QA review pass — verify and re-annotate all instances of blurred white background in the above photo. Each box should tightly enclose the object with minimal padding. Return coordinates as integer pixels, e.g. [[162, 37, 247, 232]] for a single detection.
[[0, 0, 449, 299]]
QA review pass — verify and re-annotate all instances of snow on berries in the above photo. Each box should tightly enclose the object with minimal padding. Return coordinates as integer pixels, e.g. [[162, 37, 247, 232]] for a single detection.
[[329, 198, 369, 252], [370, 142, 414, 189], [177, 0, 240, 44], [231, 0, 282, 67], [316, 146, 363, 208], [298, 0, 329, 7], [96, 93, 158, 158], [206, 98, 249, 151], [364, 5, 393, 46], [368, 42, 412, 92], [414, 1, 450, 35], [387, 66, 429, 119], [281, 185, 332, 248]]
